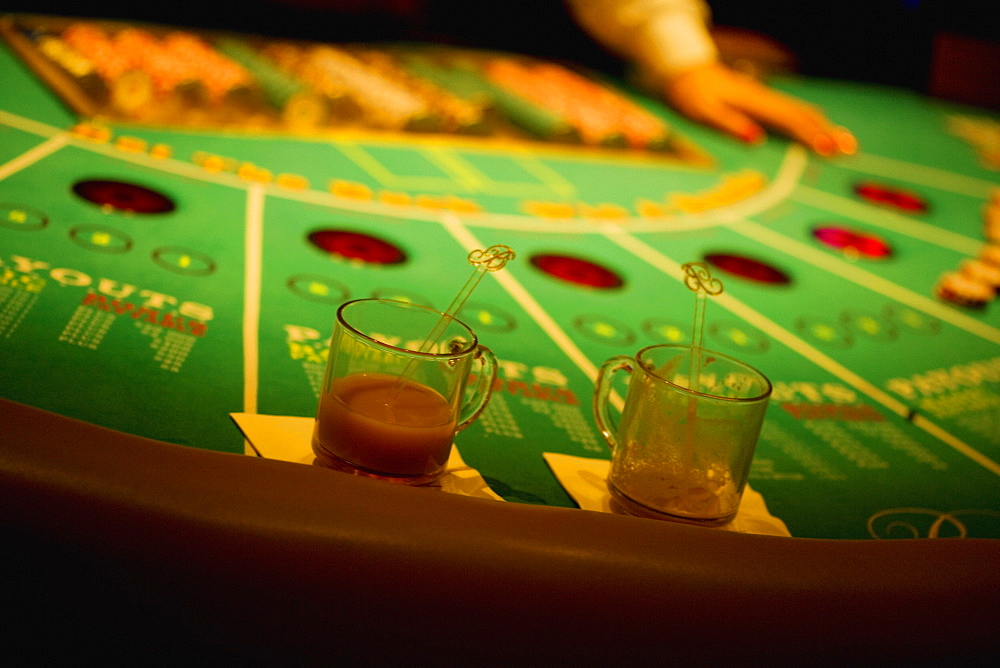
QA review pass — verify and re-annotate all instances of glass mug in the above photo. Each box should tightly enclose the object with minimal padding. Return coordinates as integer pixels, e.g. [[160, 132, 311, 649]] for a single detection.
[[312, 298, 497, 485], [594, 344, 772, 525]]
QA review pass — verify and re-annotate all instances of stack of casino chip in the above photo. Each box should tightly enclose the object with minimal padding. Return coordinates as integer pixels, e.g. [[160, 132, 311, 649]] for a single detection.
[[155, 32, 255, 104], [59, 23, 254, 113], [934, 271, 993, 308], [981, 243, 1000, 268], [214, 38, 333, 129], [60, 23, 130, 82], [484, 58, 672, 150], [275, 44, 445, 131], [934, 189, 1000, 308], [29, 31, 110, 105], [352, 49, 488, 134], [401, 54, 578, 142]]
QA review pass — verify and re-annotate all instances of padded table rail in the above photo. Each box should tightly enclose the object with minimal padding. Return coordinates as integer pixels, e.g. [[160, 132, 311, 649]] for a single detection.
[[2, 398, 998, 663]]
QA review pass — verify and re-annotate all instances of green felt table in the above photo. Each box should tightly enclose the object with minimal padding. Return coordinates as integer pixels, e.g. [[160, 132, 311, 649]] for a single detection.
[[1, 16, 998, 540]]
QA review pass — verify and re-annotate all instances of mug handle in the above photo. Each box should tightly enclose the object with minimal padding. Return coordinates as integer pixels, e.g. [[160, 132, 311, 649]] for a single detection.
[[592, 355, 633, 452], [457, 344, 498, 431]]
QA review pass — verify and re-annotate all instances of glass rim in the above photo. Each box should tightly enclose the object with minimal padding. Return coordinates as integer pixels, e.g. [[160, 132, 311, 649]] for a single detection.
[[635, 343, 773, 403], [336, 298, 480, 358]]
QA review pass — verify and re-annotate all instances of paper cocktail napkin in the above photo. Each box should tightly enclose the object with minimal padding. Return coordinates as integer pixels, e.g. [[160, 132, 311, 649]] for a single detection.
[[230, 413, 504, 501], [543, 452, 792, 536], [230, 414, 790, 536]]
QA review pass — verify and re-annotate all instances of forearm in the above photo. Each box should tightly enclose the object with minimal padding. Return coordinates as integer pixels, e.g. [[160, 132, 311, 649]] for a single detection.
[[566, 0, 718, 78]]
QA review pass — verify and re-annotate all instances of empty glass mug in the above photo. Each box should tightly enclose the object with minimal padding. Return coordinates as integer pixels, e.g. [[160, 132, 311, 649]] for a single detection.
[[594, 344, 772, 525]]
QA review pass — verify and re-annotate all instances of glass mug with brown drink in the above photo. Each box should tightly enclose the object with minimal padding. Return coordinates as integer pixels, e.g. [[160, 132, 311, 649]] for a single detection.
[[312, 298, 498, 485], [594, 344, 772, 525]]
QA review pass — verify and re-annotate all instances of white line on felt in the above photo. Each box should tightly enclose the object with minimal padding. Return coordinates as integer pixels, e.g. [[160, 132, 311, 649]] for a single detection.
[[440, 213, 601, 385], [912, 414, 1000, 476], [600, 225, 999, 476], [727, 218, 1000, 345], [0, 109, 64, 137], [794, 185, 984, 256], [841, 151, 998, 198], [0, 133, 70, 181], [0, 109, 275, 190], [712, 143, 810, 223], [243, 184, 266, 417], [0, 108, 815, 234]]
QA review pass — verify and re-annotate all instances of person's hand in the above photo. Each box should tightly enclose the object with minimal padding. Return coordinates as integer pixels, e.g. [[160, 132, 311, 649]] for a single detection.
[[662, 62, 857, 156]]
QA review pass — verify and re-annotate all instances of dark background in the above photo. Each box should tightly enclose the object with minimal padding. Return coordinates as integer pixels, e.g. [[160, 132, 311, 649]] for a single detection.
[[4, 1, 998, 108]]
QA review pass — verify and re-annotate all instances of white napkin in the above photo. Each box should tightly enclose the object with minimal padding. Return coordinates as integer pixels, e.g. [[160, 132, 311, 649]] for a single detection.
[[230, 413, 504, 501], [543, 452, 791, 536]]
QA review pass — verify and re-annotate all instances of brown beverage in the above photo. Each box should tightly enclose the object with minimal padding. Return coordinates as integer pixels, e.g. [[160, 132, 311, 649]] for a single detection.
[[312, 372, 457, 480]]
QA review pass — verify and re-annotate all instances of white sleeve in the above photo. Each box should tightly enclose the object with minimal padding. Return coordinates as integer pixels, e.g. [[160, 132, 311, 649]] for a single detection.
[[566, 0, 718, 77]]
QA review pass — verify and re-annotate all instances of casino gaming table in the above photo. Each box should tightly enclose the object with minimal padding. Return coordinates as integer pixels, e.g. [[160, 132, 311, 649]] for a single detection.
[[1, 14, 999, 661]]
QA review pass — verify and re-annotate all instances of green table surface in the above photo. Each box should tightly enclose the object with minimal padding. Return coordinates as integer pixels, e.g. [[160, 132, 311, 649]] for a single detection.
[[2, 23, 998, 539]]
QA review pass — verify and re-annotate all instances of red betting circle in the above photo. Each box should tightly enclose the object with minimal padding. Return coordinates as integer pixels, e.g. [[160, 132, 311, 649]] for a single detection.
[[308, 229, 406, 265], [530, 253, 624, 289], [704, 252, 791, 285], [813, 225, 893, 259], [72, 179, 176, 214], [853, 181, 928, 214]]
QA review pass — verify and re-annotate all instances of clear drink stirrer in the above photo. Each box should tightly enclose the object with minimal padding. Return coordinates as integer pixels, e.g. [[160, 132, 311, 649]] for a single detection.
[[681, 261, 724, 392], [679, 261, 724, 468], [387, 244, 515, 407]]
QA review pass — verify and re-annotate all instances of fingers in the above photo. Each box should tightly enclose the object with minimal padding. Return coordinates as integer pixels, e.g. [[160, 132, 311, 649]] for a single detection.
[[731, 80, 856, 156], [664, 67, 766, 144], [832, 128, 859, 155], [679, 94, 766, 145], [664, 63, 858, 157]]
